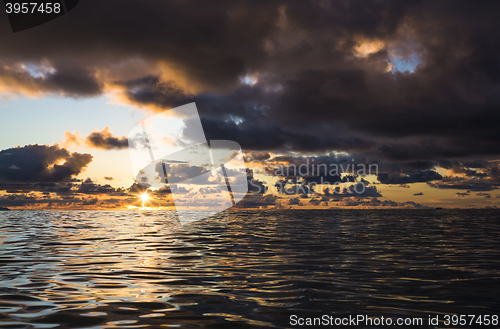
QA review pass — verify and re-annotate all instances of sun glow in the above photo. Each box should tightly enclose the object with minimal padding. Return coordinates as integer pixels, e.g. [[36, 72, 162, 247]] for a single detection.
[[140, 192, 150, 203]]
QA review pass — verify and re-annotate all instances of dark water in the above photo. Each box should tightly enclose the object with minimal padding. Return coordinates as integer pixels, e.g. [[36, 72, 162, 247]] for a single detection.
[[0, 209, 499, 328]]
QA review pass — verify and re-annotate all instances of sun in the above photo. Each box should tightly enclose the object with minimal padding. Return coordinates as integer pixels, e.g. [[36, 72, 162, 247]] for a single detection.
[[140, 192, 150, 203]]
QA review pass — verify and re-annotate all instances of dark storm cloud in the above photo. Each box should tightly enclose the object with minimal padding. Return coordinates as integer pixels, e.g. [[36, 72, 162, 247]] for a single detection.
[[377, 170, 442, 185], [428, 181, 499, 192], [77, 178, 126, 195], [337, 198, 430, 209], [247, 168, 268, 194], [0, 181, 74, 194], [0, 63, 102, 97], [274, 181, 314, 195], [249, 152, 500, 194], [245, 152, 271, 162], [427, 161, 500, 191], [127, 182, 148, 194], [1, 0, 500, 187], [42, 66, 102, 97], [197, 116, 375, 153], [0, 179, 128, 208], [153, 162, 212, 184], [322, 183, 382, 199], [262, 153, 377, 179], [0, 192, 110, 208], [0, 144, 139, 200], [0, 193, 68, 207], [0, 144, 92, 182], [233, 194, 278, 208]]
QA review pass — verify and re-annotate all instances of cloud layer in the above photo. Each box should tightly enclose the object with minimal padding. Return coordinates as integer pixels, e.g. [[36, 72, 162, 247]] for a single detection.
[[1, 1, 500, 205]]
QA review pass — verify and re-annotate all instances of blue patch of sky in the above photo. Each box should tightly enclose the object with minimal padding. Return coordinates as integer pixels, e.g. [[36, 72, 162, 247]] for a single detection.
[[240, 76, 257, 85], [390, 53, 422, 73], [22, 64, 55, 78], [0, 96, 143, 150]]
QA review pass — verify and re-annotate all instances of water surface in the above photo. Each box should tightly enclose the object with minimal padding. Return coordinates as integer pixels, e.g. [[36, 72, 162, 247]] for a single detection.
[[0, 209, 499, 328]]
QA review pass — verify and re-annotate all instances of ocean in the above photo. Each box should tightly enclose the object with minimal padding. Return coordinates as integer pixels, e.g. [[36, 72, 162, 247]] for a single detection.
[[0, 209, 499, 328]]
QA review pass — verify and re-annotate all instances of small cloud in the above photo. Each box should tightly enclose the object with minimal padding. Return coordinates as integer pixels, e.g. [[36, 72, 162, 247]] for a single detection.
[[86, 127, 129, 150], [379, 170, 442, 184], [62, 131, 84, 148], [104, 176, 114, 181], [63, 127, 128, 150], [354, 39, 385, 57], [413, 192, 424, 196]]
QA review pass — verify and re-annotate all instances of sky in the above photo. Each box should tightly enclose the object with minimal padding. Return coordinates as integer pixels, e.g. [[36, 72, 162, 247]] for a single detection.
[[0, 0, 499, 210]]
